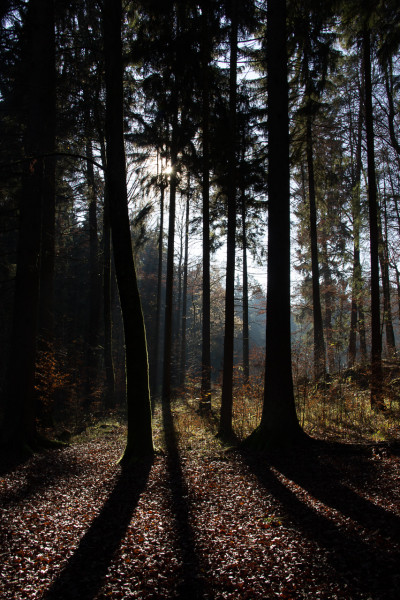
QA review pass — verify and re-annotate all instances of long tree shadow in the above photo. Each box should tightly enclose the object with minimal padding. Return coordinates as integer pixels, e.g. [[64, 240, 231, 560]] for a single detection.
[[241, 445, 400, 600], [270, 443, 400, 542], [43, 458, 152, 600], [0, 449, 82, 508], [162, 397, 206, 599]]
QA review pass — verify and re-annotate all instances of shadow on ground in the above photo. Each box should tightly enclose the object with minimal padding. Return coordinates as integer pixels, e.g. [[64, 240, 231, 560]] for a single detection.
[[241, 442, 400, 600], [162, 397, 207, 599], [43, 458, 152, 600]]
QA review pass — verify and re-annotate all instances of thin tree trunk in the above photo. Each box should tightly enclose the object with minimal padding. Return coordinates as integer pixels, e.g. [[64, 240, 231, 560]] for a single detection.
[[180, 182, 190, 388], [306, 114, 326, 380], [162, 113, 178, 404], [241, 191, 250, 385], [348, 79, 363, 368], [363, 28, 384, 409], [103, 0, 153, 461], [219, 0, 237, 439], [379, 193, 396, 356], [200, 0, 212, 412], [97, 130, 115, 409], [153, 179, 165, 400], [85, 137, 101, 403], [385, 59, 400, 157], [38, 154, 56, 341], [321, 237, 334, 373]]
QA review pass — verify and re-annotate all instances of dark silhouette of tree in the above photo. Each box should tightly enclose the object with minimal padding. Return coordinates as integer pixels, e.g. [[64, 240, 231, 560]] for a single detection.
[[200, 0, 213, 413], [363, 26, 384, 410], [243, 0, 306, 450], [218, 0, 238, 440], [1, 0, 56, 452], [103, 0, 154, 461]]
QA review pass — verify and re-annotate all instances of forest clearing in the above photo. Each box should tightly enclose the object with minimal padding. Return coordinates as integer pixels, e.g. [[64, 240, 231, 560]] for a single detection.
[[1, 394, 400, 600]]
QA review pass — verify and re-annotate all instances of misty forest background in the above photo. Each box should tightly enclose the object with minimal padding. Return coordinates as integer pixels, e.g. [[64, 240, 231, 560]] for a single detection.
[[1, 0, 400, 454]]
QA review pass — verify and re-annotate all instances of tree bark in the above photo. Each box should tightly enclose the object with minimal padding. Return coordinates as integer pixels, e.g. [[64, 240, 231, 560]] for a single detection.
[[200, 0, 212, 412], [97, 128, 116, 409], [153, 177, 165, 400], [363, 28, 384, 410], [219, 0, 238, 440], [306, 114, 326, 380], [243, 0, 305, 450], [241, 191, 250, 385], [180, 181, 190, 387], [162, 113, 178, 404], [348, 81, 364, 367], [85, 136, 101, 404], [103, 0, 154, 461], [379, 195, 396, 356]]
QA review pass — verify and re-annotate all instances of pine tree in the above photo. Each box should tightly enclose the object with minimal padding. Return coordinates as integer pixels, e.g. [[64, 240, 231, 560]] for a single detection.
[[103, 0, 154, 462]]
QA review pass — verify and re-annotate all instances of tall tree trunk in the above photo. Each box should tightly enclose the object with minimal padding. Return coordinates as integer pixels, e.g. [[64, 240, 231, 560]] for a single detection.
[[241, 191, 250, 385], [85, 137, 101, 404], [103, 0, 153, 461], [363, 28, 384, 410], [219, 0, 238, 439], [348, 81, 365, 368], [153, 177, 165, 400], [243, 0, 305, 450], [1, 0, 55, 451], [321, 238, 334, 373], [379, 195, 396, 356], [37, 125, 56, 426], [98, 130, 115, 409], [385, 59, 400, 157], [180, 182, 190, 387], [306, 113, 326, 380], [38, 154, 56, 341], [200, 0, 212, 412], [162, 112, 178, 404]]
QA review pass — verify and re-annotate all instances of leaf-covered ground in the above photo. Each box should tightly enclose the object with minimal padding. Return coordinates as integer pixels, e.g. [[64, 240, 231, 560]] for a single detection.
[[1, 402, 400, 599]]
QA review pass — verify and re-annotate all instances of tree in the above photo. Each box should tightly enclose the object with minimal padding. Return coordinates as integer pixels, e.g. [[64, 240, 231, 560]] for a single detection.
[[363, 25, 384, 409], [103, 0, 154, 462], [244, 0, 306, 450], [1, 0, 56, 452], [218, 0, 238, 440], [200, 0, 212, 412]]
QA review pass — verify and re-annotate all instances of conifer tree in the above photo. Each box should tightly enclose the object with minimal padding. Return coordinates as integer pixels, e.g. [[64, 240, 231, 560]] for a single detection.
[[103, 0, 154, 462]]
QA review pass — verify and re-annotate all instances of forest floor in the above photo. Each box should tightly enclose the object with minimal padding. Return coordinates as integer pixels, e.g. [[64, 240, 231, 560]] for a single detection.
[[1, 398, 400, 600]]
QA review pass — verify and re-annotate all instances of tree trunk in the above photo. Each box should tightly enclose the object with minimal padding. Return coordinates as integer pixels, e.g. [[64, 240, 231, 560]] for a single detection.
[[85, 137, 101, 404], [218, 0, 237, 440], [162, 113, 178, 404], [306, 114, 326, 380], [103, 0, 154, 461], [153, 179, 165, 400], [180, 182, 190, 387], [241, 191, 250, 385], [243, 0, 305, 450], [321, 237, 334, 373], [38, 154, 56, 341], [200, 0, 212, 412], [97, 130, 116, 409], [348, 81, 364, 368], [363, 28, 384, 410], [385, 59, 400, 157], [379, 195, 396, 356], [1, 0, 55, 452]]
